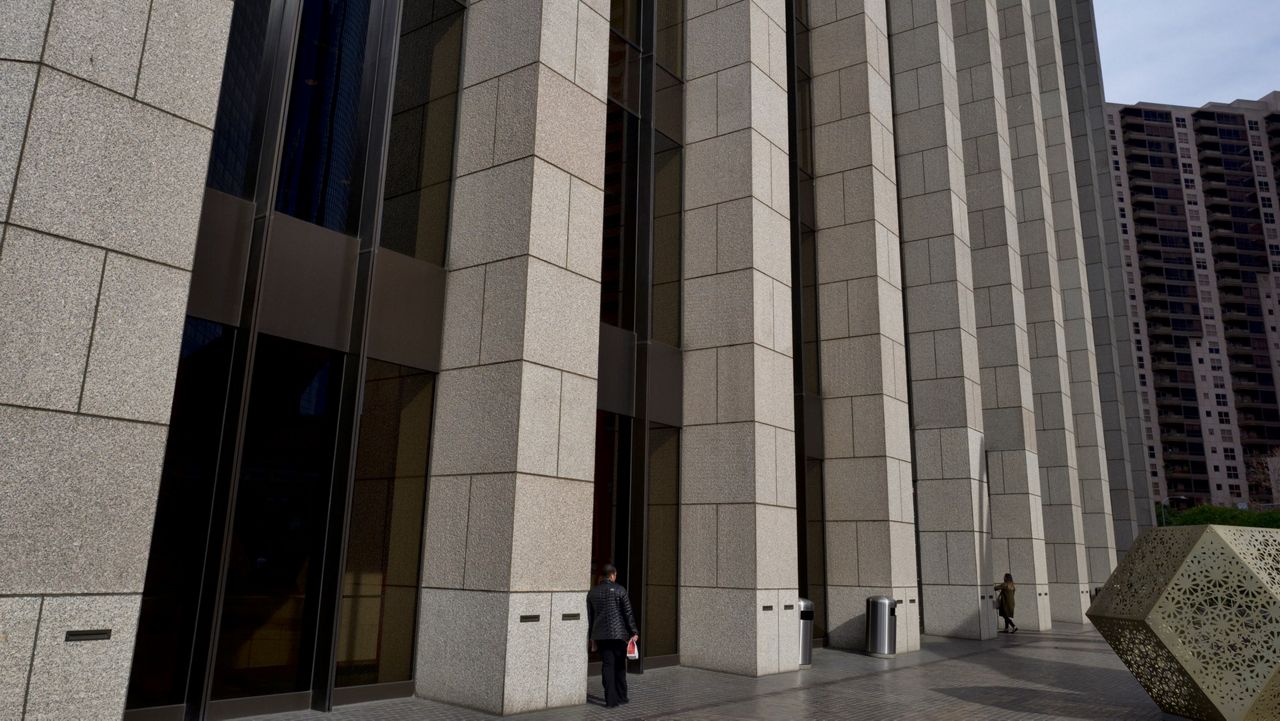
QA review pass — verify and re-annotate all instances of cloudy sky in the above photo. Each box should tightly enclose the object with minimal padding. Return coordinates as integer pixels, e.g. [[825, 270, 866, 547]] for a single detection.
[[1094, 0, 1280, 107]]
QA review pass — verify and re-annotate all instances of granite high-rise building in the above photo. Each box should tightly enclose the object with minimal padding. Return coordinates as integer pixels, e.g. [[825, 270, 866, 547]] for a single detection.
[[1107, 93, 1280, 510], [0, 1, 1150, 718]]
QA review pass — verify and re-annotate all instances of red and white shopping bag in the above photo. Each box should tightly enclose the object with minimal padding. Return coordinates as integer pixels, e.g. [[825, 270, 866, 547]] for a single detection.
[[626, 639, 639, 661]]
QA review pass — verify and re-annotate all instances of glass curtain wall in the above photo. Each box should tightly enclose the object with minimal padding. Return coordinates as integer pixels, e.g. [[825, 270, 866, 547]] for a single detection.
[[124, 1, 464, 718], [785, 0, 828, 640], [590, 0, 684, 665]]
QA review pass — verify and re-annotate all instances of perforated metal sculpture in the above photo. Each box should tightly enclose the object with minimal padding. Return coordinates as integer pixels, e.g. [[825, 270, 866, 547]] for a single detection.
[[1087, 524, 1280, 721]]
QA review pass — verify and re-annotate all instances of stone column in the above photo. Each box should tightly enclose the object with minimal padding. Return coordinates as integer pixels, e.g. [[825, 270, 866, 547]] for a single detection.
[[416, 0, 609, 713], [888, 0, 995, 640], [679, 0, 800, 676], [0, 1, 231, 718], [1056, 0, 1152, 547], [997, 0, 1091, 623], [950, 0, 1051, 631], [808, 0, 920, 652], [1029, 0, 1116, 590]]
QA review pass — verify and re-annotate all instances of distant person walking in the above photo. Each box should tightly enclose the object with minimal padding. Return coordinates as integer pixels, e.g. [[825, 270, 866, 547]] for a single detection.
[[995, 573, 1018, 633], [587, 563, 639, 708]]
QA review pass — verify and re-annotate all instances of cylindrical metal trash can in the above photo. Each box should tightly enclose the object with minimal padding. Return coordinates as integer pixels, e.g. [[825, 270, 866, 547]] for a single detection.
[[798, 598, 814, 668], [865, 595, 897, 658]]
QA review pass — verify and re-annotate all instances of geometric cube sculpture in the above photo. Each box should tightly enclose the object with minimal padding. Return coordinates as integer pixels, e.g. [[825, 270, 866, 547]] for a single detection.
[[1087, 525, 1280, 721]]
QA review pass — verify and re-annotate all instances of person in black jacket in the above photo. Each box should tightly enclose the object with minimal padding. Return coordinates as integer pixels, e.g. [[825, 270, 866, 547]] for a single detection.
[[587, 563, 639, 708]]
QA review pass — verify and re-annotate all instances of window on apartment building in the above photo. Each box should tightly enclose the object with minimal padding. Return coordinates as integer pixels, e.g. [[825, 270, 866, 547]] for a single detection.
[[1122, 223, 1129, 234], [1260, 180, 1271, 192], [1227, 466, 1240, 479], [1225, 448, 1237, 460], [1180, 147, 1191, 159], [1193, 242, 1206, 253], [1211, 359, 1223, 371], [1255, 151, 1266, 161], [1253, 136, 1263, 147], [1184, 178, 1196, 189], [1196, 258, 1208, 270], [1120, 207, 1127, 218], [1182, 162, 1194, 173], [1176, 117, 1188, 128], [1214, 375, 1225, 388], [1221, 429, 1234, 441], [1148, 446, 1156, 458], [1112, 146, 1119, 156], [1266, 212, 1276, 224], [1138, 356, 1145, 368], [1188, 197, 1198, 206], [1220, 411, 1231, 424], [1249, 120, 1260, 131], [1141, 374, 1148, 387], [1264, 197, 1275, 209], [1216, 393, 1229, 407], [1209, 343, 1221, 354]]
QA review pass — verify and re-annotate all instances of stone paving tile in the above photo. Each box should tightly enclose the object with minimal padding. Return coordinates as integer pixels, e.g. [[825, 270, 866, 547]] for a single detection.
[[239, 625, 1175, 720]]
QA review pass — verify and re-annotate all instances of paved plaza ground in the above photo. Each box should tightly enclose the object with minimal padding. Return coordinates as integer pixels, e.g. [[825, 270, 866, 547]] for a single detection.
[[244, 624, 1170, 720]]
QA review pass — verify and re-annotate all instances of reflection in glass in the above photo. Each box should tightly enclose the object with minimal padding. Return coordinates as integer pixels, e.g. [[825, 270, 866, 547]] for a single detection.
[[211, 334, 344, 699], [591, 412, 632, 585], [378, 0, 465, 264], [652, 132, 682, 347], [336, 361, 435, 686], [206, 0, 272, 199], [276, 0, 371, 234], [126, 318, 236, 709], [644, 426, 679, 657], [601, 106, 638, 329], [609, 0, 641, 45]]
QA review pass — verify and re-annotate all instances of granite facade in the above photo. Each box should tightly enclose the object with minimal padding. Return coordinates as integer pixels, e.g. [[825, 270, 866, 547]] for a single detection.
[[0, 0, 1146, 717], [0, 1, 230, 717]]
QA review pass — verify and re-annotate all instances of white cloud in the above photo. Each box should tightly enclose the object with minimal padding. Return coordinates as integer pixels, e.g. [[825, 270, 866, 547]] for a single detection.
[[1094, 0, 1280, 106]]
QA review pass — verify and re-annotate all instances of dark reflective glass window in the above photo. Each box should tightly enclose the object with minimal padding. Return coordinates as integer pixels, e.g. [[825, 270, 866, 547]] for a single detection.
[[654, 0, 683, 80], [644, 425, 679, 657], [211, 334, 345, 699], [610, 0, 641, 44], [126, 318, 236, 709], [601, 105, 638, 329], [652, 132, 682, 347], [607, 32, 642, 113], [336, 360, 435, 686], [591, 412, 632, 582], [206, 0, 273, 199], [379, 0, 465, 264], [276, 0, 371, 234]]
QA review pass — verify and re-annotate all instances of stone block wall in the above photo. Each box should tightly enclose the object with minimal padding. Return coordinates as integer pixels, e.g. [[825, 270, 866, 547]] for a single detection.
[[0, 1, 232, 717]]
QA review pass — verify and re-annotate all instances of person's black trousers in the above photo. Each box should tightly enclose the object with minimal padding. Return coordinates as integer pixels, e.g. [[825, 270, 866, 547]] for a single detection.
[[598, 639, 628, 706]]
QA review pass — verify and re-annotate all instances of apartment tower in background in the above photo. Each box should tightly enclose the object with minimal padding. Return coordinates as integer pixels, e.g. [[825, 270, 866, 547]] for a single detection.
[[1107, 93, 1280, 509]]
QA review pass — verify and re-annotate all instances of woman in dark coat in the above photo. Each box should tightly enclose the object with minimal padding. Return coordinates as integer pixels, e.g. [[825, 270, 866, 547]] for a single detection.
[[995, 573, 1017, 633]]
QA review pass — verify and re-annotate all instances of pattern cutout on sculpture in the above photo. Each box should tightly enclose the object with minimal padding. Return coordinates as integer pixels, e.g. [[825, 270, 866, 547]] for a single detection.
[[1088, 525, 1280, 721]]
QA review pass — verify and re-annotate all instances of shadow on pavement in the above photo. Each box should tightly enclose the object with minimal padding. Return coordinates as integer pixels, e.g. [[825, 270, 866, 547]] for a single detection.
[[936, 685, 1158, 720]]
